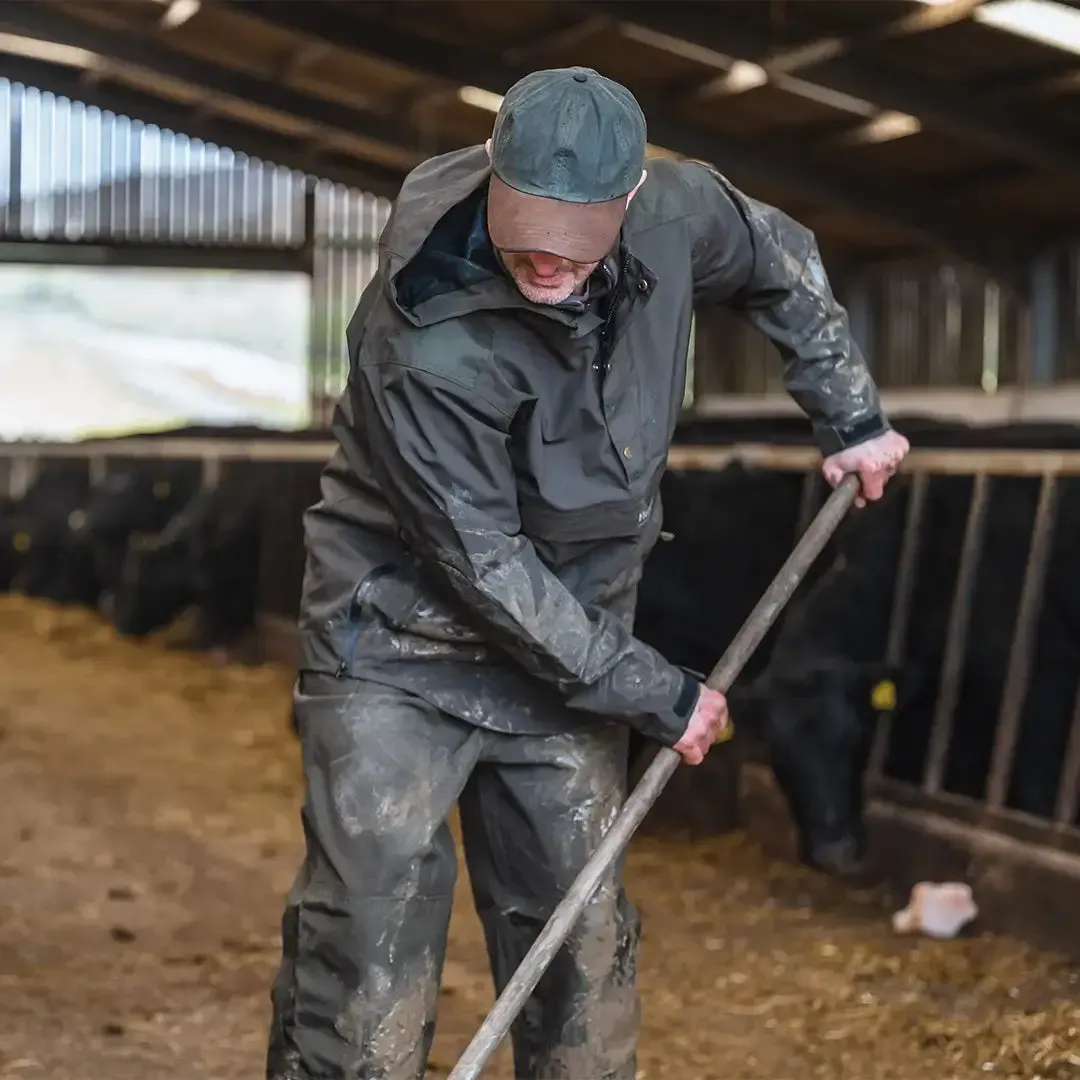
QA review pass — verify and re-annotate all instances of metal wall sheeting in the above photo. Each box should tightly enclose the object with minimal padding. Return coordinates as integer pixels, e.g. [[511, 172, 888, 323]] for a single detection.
[[0, 78, 391, 425]]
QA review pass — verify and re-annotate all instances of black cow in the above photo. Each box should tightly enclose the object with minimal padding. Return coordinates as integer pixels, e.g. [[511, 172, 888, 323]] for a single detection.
[[0, 493, 18, 590], [632, 458, 867, 872], [726, 480, 925, 875], [8, 422, 331, 608], [49, 459, 205, 608], [109, 463, 270, 655], [693, 421, 1080, 876], [4, 462, 93, 597], [632, 416, 1080, 876], [7, 460, 202, 608], [635, 460, 812, 682]]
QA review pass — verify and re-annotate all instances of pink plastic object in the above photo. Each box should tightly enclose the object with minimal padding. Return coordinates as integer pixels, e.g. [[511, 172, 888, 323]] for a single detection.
[[892, 881, 979, 939]]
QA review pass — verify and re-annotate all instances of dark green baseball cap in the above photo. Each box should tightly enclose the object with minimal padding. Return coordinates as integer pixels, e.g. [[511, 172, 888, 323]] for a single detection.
[[487, 67, 647, 263]]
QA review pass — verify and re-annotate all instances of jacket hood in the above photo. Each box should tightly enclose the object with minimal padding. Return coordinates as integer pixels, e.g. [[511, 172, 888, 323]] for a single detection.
[[377, 145, 526, 328], [381, 144, 491, 276], [377, 144, 635, 332]]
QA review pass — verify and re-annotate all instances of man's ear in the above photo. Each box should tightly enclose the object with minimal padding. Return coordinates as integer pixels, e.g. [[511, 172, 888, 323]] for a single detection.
[[626, 168, 648, 208]]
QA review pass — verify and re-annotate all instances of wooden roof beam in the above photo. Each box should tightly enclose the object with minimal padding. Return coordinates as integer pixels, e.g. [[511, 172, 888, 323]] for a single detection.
[[225, 0, 1029, 285], [0, 2, 442, 176], [0, 54, 407, 198], [589, 2, 1080, 179], [752, 0, 986, 77]]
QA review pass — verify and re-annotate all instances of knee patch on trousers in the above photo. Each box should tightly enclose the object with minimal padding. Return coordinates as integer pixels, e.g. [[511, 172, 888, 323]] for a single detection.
[[268, 890, 452, 1080]]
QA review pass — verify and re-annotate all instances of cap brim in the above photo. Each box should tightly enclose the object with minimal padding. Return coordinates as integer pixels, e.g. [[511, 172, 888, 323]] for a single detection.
[[487, 174, 625, 264]]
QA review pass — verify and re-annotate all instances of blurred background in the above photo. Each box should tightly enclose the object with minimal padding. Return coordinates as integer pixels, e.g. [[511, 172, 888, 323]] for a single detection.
[[3, 4, 1080, 1079], [2, 0, 1080, 429]]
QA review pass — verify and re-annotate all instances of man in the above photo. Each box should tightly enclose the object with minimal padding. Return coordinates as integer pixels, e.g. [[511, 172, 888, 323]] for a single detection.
[[268, 67, 908, 1080]]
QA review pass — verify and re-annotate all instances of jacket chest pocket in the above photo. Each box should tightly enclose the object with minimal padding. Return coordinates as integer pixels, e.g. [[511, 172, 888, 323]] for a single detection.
[[518, 488, 662, 547]]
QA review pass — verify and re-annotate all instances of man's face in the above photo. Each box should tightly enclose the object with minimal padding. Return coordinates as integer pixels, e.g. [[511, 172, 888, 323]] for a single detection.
[[497, 249, 600, 305]]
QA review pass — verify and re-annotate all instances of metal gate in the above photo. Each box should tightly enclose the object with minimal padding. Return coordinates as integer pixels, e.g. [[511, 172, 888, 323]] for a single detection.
[[3, 435, 1080, 951]]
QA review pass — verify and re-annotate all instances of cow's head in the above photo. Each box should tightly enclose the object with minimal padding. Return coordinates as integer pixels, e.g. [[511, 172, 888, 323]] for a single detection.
[[730, 660, 921, 877], [108, 532, 197, 637], [78, 470, 191, 544]]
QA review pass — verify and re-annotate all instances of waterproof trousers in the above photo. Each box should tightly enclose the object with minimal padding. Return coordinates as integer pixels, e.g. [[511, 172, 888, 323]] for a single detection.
[[266, 673, 640, 1080]]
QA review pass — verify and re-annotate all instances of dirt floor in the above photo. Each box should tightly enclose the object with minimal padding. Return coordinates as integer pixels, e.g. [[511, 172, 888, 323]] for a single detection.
[[0, 595, 1078, 1080]]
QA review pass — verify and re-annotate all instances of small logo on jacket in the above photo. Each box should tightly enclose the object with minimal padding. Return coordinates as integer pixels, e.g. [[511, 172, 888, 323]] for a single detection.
[[637, 499, 654, 527]]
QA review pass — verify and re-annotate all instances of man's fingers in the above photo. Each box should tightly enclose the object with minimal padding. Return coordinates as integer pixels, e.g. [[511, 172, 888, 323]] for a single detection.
[[822, 463, 844, 488], [860, 470, 887, 502]]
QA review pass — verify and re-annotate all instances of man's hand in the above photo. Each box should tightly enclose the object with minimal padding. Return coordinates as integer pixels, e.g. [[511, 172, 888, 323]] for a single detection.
[[673, 686, 730, 765], [822, 428, 910, 509]]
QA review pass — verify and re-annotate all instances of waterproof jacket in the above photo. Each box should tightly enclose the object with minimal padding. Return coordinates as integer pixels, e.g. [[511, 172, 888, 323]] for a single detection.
[[297, 145, 890, 746]]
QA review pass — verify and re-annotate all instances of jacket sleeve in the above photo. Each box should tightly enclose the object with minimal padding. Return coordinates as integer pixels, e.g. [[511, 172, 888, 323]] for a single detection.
[[354, 359, 700, 745], [678, 160, 890, 456]]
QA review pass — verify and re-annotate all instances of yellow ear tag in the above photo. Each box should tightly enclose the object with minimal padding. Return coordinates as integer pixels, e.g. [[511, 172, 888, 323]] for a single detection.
[[12, 531, 30, 553], [153, 480, 171, 499], [871, 679, 897, 711]]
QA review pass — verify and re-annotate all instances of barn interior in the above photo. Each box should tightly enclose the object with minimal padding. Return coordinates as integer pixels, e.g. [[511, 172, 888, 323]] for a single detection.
[[2, 2, 1080, 1078]]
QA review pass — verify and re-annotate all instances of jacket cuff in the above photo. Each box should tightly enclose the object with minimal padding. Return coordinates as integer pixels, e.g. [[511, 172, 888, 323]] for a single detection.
[[672, 670, 701, 722], [633, 670, 700, 747], [815, 412, 891, 456]]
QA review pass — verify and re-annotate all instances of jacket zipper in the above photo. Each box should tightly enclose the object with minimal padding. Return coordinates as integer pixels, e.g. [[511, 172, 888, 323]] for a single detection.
[[335, 580, 366, 678], [334, 563, 397, 678], [596, 254, 632, 391]]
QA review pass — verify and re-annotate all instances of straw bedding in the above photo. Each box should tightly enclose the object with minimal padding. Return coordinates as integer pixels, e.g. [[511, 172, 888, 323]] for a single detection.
[[0, 596, 1076, 1080]]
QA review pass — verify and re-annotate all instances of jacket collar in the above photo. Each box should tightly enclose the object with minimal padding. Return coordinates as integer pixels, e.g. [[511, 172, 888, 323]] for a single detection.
[[381, 145, 653, 330]]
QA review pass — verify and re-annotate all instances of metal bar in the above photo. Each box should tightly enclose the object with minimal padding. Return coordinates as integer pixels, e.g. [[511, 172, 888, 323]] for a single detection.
[[302, 178, 317, 277], [690, 383, 1080, 423], [867, 795, 1080, 911], [39, 88, 53, 239], [165, 131, 178, 241], [0, 439, 338, 463], [1054, 681, 1080, 827], [1029, 253, 1060, 385], [874, 773, 1080, 852], [87, 455, 108, 486], [239, 152, 251, 245], [923, 472, 991, 795], [9, 456, 38, 499], [6, 442, 1080, 477], [985, 472, 1059, 810], [665, 445, 1080, 478], [99, 107, 113, 235], [0, 237, 310, 272], [130, 119, 142, 239], [1, 81, 10, 231], [310, 177, 328, 417], [260, 160, 274, 244], [201, 455, 222, 491], [225, 148, 236, 244], [6, 83, 20, 234], [867, 469, 929, 780], [58, 95, 71, 237]]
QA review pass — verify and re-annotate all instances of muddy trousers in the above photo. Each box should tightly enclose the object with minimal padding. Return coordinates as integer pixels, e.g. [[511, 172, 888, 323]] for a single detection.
[[267, 673, 640, 1080]]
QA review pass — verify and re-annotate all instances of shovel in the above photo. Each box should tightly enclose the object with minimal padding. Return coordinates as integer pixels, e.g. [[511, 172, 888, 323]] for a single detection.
[[446, 472, 861, 1080]]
